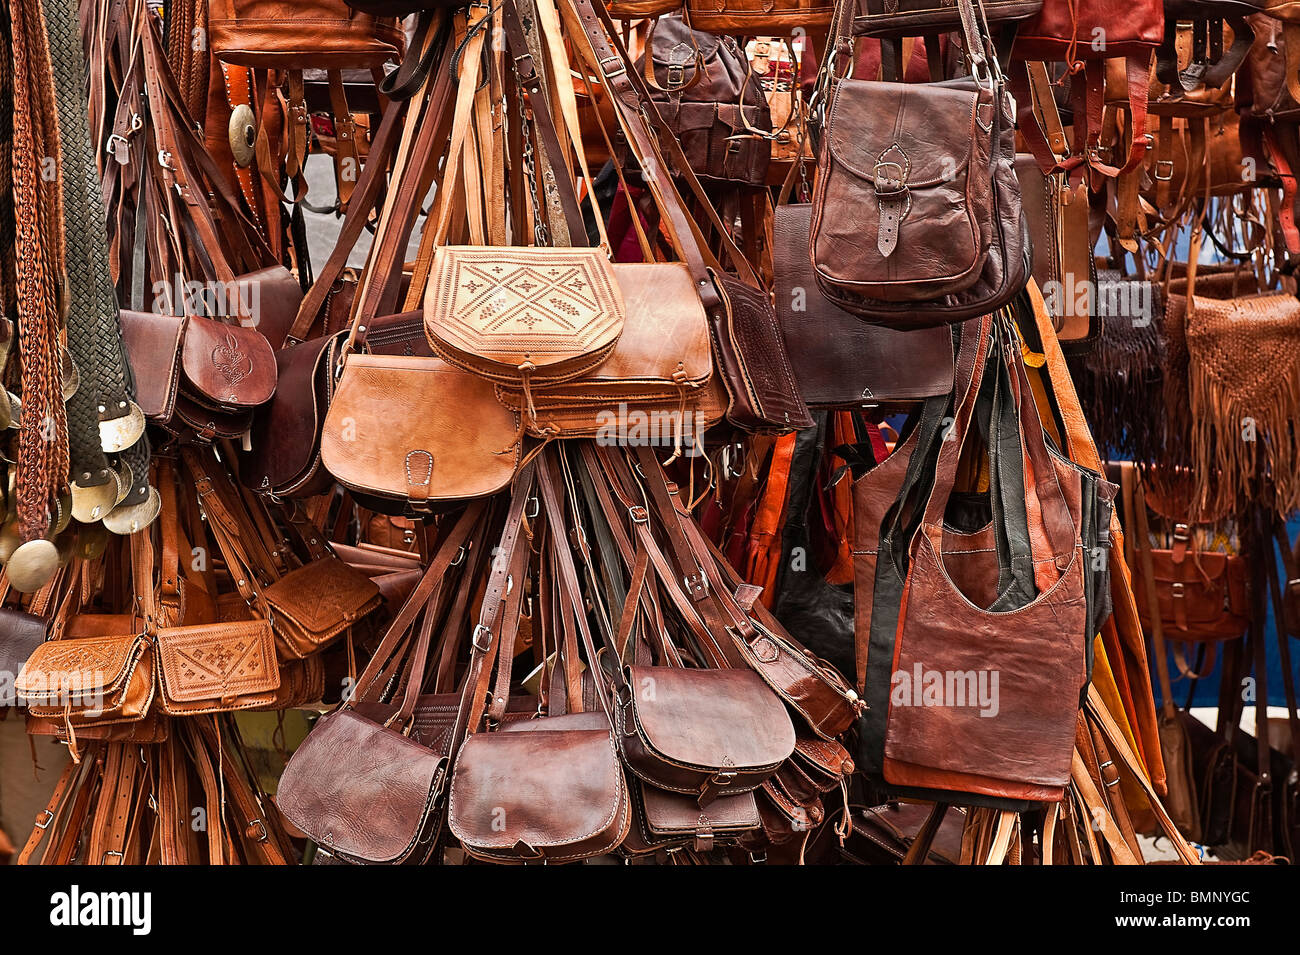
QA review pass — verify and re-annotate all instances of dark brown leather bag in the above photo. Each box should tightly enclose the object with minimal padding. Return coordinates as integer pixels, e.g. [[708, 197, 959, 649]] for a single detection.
[[773, 203, 956, 406], [852, 0, 1041, 36], [810, 0, 1029, 326], [630, 17, 772, 186], [684, 0, 834, 34], [0, 608, 47, 703]]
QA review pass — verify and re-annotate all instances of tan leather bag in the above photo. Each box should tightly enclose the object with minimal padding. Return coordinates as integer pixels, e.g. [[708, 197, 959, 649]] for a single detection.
[[17, 623, 156, 727], [208, 0, 404, 69]]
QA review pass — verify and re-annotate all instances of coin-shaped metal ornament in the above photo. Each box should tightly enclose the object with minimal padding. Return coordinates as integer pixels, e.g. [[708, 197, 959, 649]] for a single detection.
[[6, 392, 19, 428], [229, 103, 257, 167], [53, 492, 74, 534], [98, 399, 146, 453], [75, 521, 111, 560], [54, 527, 78, 566], [0, 391, 11, 432], [71, 467, 121, 524], [103, 485, 161, 535], [111, 458, 135, 506], [7, 538, 59, 592], [61, 348, 80, 402]]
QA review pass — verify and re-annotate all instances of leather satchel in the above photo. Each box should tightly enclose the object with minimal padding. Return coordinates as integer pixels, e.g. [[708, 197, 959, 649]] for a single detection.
[[773, 203, 956, 406], [0, 608, 47, 701], [208, 0, 404, 70], [16, 620, 156, 727], [852, 0, 1041, 36], [423, 246, 627, 390], [810, 0, 1029, 326], [261, 557, 383, 660], [684, 0, 834, 34], [155, 619, 282, 716]]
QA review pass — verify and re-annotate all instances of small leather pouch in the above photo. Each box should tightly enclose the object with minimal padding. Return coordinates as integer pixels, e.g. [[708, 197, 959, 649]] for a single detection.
[[0, 609, 48, 701], [623, 782, 761, 855], [261, 557, 383, 659], [181, 314, 277, 412], [155, 618, 281, 716], [424, 246, 626, 389], [17, 623, 155, 726]]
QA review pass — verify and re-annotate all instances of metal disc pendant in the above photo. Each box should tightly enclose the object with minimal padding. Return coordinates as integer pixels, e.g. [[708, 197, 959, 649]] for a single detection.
[[53, 492, 74, 534], [6, 392, 20, 428], [76, 521, 111, 560], [7, 538, 59, 592], [99, 399, 146, 453], [71, 468, 121, 524], [111, 459, 135, 506], [230, 104, 257, 167], [103, 486, 161, 535], [61, 348, 80, 402]]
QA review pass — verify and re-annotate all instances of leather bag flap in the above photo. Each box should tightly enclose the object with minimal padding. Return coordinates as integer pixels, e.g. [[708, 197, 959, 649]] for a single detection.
[[181, 315, 277, 409], [262, 557, 382, 634], [16, 632, 147, 705], [625, 665, 796, 770], [155, 619, 280, 703]]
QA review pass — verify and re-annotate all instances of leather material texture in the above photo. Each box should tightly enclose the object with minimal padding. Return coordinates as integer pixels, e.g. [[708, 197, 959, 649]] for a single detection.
[[262, 557, 383, 659], [618, 665, 796, 802], [853, 0, 1041, 36], [0, 608, 47, 694], [773, 203, 956, 405], [449, 711, 631, 863], [18, 626, 156, 725], [321, 353, 520, 508], [685, 0, 833, 33], [120, 309, 185, 421], [424, 246, 626, 387], [209, 0, 404, 69], [155, 619, 281, 714], [180, 314, 277, 411], [277, 707, 444, 864]]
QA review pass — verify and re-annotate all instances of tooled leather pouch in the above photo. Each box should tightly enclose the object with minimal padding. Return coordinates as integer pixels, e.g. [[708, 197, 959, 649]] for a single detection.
[[617, 664, 796, 805], [424, 246, 626, 389], [181, 314, 277, 412], [17, 626, 155, 725], [261, 556, 383, 659], [155, 618, 281, 716]]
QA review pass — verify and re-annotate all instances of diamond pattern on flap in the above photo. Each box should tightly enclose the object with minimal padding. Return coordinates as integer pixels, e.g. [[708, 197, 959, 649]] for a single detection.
[[157, 621, 279, 703], [428, 248, 625, 367]]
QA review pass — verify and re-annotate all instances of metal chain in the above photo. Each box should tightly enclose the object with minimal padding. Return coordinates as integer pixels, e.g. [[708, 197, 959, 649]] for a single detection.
[[512, 59, 548, 247]]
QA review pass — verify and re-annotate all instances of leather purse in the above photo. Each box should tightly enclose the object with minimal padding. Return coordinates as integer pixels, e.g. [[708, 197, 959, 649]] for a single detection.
[[684, 0, 834, 33], [0, 608, 47, 701], [773, 203, 956, 407], [208, 0, 404, 69], [16, 619, 156, 727], [261, 557, 383, 660], [155, 619, 282, 716], [277, 505, 489, 865], [423, 246, 627, 391], [810, 0, 1029, 327], [851, 0, 1041, 35], [628, 17, 772, 186]]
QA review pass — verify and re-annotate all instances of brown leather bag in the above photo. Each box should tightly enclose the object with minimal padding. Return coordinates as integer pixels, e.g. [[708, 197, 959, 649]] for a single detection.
[[684, 0, 834, 33], [0, 607, 47, 703], [208, 0, 404, 69], [261, 557, 383, 660], [810, 0, 1029, 326], [16, 621, 156, 727], [773, 203, 956, 406], [852, 0, 1041, 35]]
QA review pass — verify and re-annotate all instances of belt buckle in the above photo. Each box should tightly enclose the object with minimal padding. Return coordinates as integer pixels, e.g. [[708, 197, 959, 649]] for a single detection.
[[1154, 159, 1175, 181], [872, 160, 908, 201]]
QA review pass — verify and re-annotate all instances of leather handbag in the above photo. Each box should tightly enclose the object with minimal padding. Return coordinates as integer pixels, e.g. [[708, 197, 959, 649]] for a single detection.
[[851, 0, 1041, 35], [277, 505, 489, 864], [155, 619, 282, 716], [260, 557, 383, 660], [0, 607, 47, 700], [424, 246, 627, 391], [16, 618, 156, 728], [628, 17, 772, 186], [809, 0, 1030, 326], [773, 203, 956, 406], [208, 0, 404, 69], [683, 0, 834, 33]]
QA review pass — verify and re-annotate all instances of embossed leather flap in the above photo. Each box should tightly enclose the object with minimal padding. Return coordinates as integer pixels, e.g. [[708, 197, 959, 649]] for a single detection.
[[425, 247, 626, 386], [277, 708, 444, 864], [119, 310, 185, 421], [320, 353, 520, 505], [262, 557, 382, 655], [181, 314, 277, 410], [625, 666, 796, 770], [155, 619, 279, 704], [15, 630, 147, 706], [449, 713, 627, 857]]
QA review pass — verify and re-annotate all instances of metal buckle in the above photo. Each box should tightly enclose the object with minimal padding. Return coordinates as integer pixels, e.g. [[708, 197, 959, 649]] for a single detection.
[[35, 809, 53, 830], [872, 160, 907, 200], [449, 544, 467, 567], [1154, 159, 1175, 181], [472, 624, 493, 653], [102, 850, 124, 864], [247, 818, 268, 843], [628, 505, 649, 524], [1171, 582, 1186, 598], [1173, 523, 1191, 542], [683, 571, 708, 598]]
